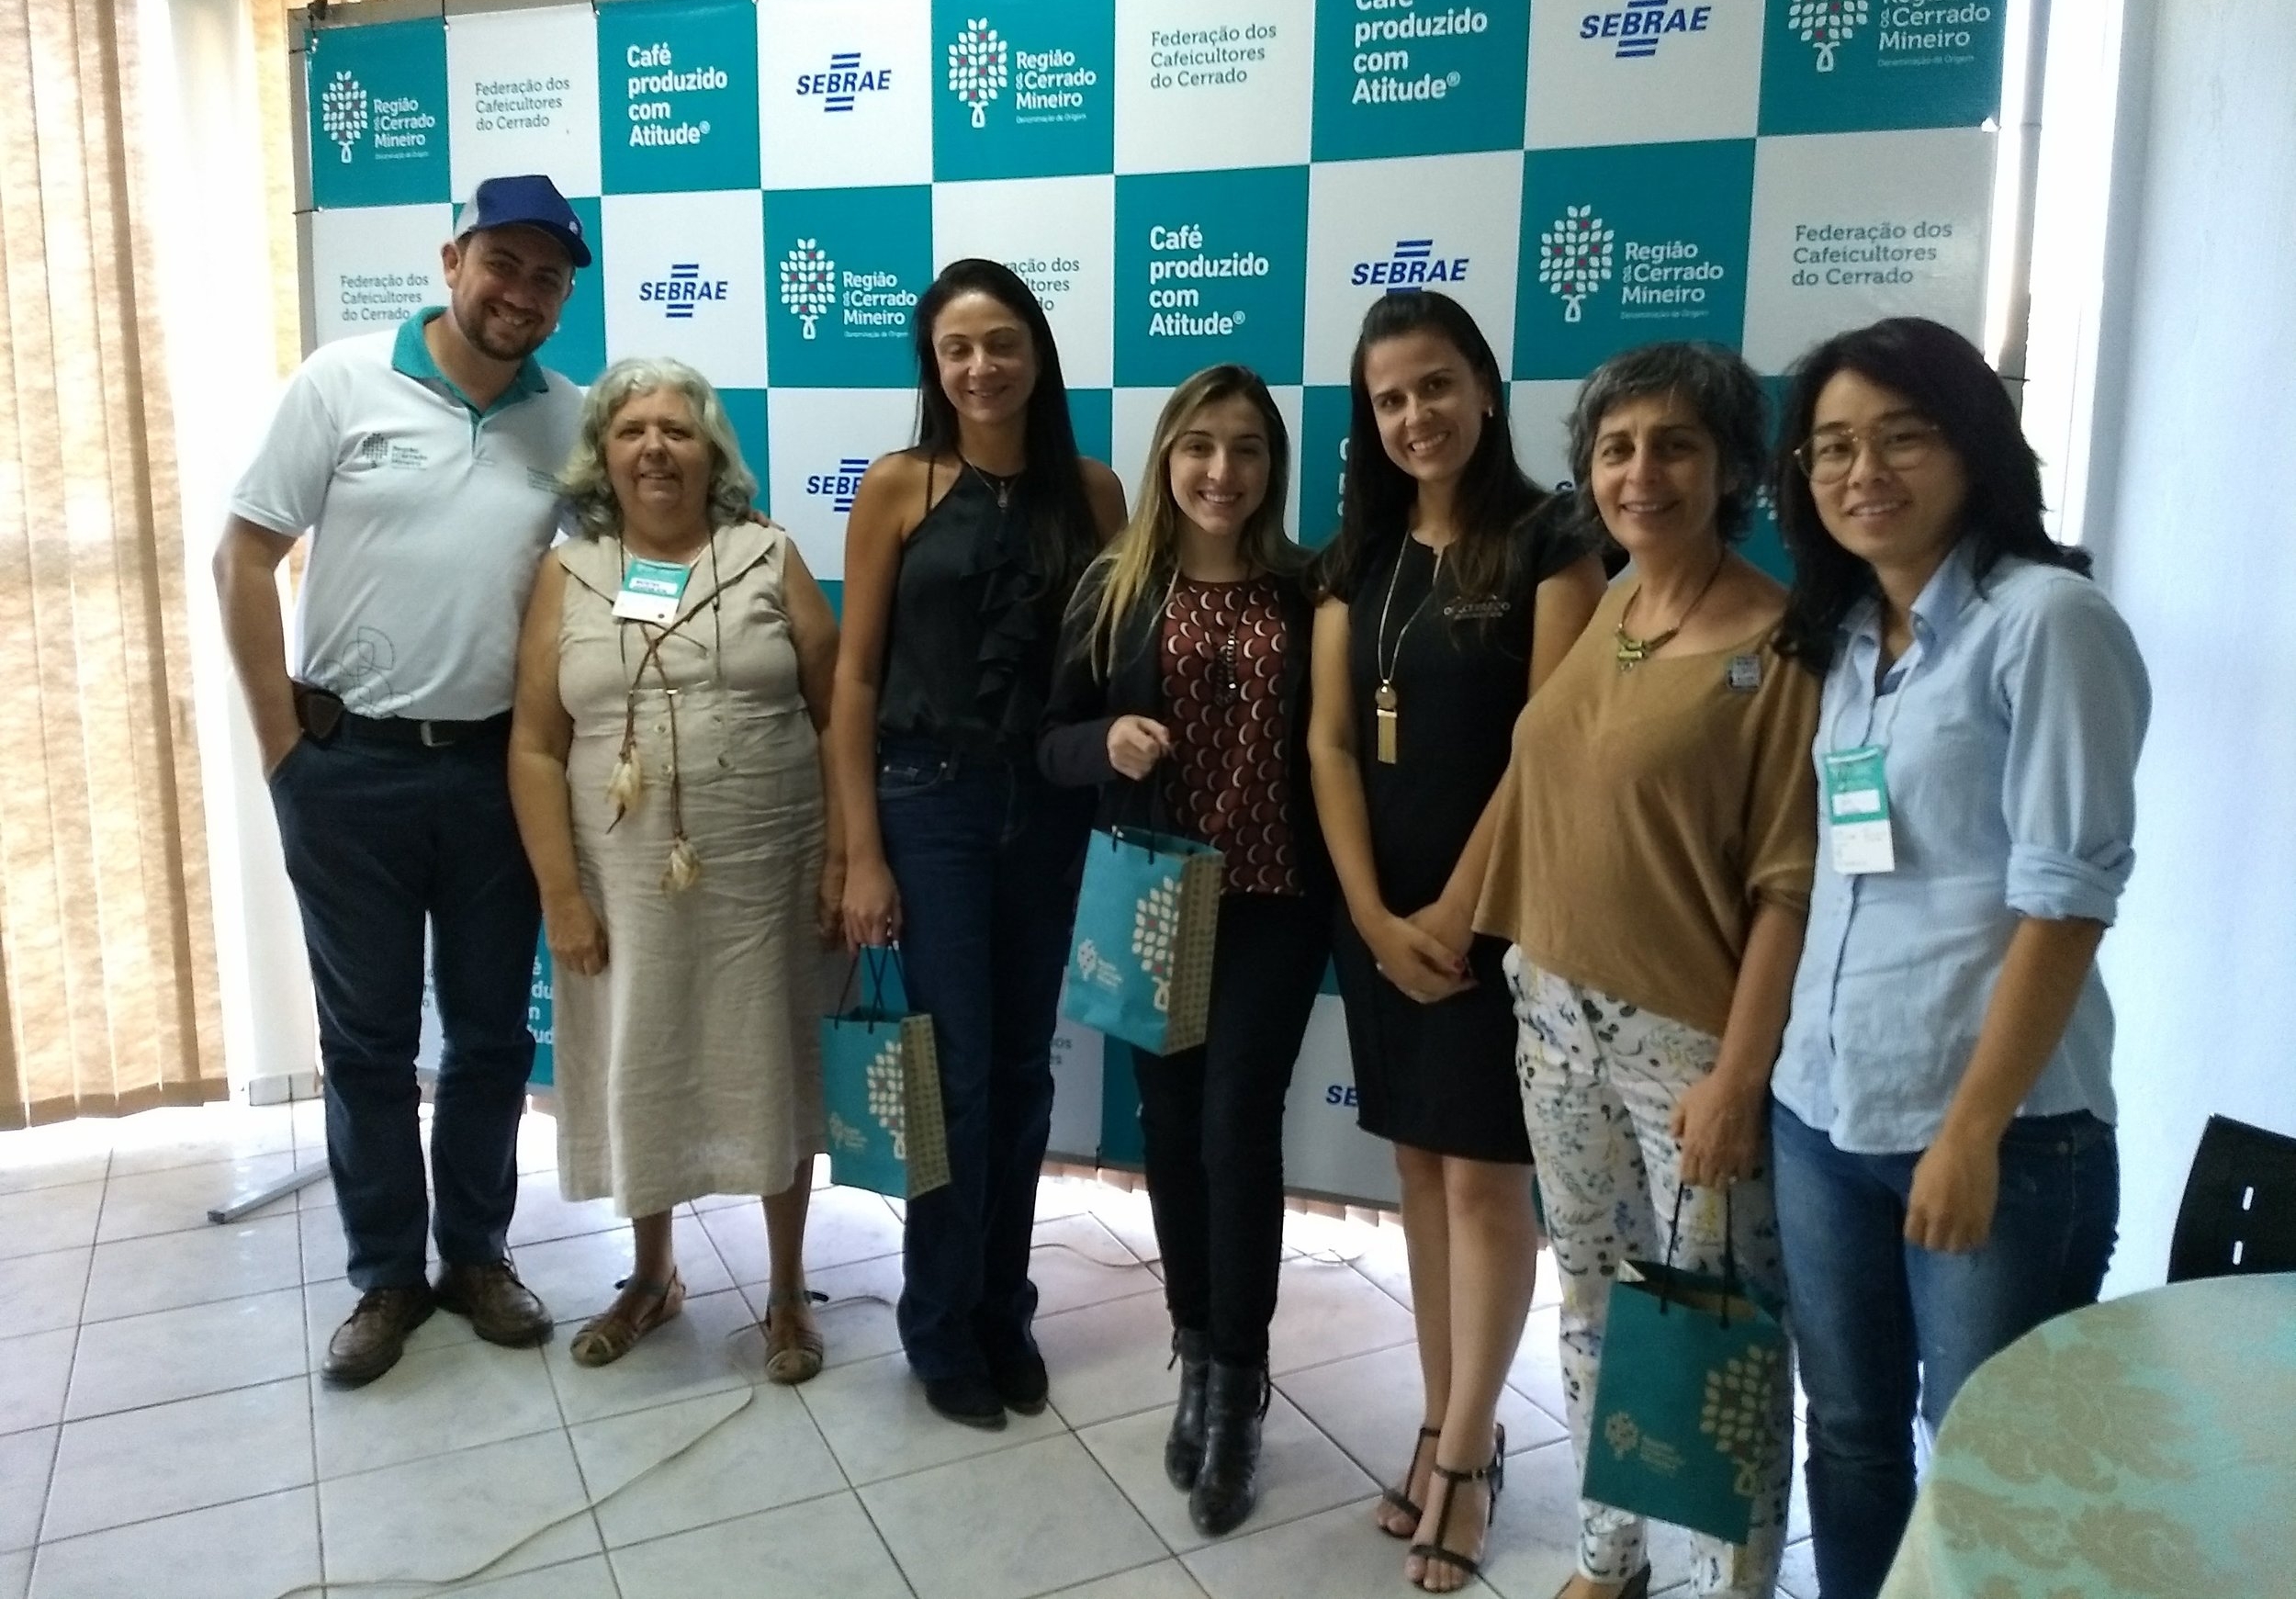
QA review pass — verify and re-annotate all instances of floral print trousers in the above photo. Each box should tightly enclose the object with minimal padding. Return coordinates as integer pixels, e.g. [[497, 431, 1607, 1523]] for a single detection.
[[1507, 949, 1793, 1598]]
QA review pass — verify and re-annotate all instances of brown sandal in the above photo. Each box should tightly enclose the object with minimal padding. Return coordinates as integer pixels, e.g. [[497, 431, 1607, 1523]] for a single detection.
[[569, 1270, 685, 1368], [762, 1289, 826, 1385], [1378, 1425, 1442, 1537]]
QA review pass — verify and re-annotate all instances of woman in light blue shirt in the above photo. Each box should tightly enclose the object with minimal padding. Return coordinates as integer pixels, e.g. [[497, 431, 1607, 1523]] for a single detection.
[[1766, 318, 2150, 1599]]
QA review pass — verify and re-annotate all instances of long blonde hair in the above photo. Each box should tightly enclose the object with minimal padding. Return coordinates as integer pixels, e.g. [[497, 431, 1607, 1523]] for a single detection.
[[1079, 365, 1299, 676]]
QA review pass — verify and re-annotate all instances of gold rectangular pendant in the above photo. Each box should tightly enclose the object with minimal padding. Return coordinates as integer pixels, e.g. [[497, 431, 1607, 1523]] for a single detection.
[[1375, 706, 1398, 764]]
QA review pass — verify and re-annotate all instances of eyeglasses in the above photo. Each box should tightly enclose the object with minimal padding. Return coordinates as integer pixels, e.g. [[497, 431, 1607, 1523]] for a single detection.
[[1794, 421, 1941, 484]]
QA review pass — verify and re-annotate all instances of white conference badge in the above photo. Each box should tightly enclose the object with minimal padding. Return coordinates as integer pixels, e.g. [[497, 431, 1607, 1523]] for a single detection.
[[1822, 745, 1895, 874], [613, 557, 692, 625]]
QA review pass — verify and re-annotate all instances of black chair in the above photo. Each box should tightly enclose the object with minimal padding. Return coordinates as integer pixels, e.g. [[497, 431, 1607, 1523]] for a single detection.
[[2166, 1115, 2296, 1283]]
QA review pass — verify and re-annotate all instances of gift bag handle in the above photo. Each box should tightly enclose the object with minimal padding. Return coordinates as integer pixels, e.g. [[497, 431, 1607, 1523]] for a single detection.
[[1658, 1183, 1743, 1328], [1105, 759, 1176, 861], [835, 944, 912, 1033]]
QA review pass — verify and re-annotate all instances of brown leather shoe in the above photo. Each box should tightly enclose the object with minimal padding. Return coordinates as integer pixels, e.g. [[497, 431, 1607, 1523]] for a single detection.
[[433, 1258, 553, 1347], [323, 1284, 434, 1389]]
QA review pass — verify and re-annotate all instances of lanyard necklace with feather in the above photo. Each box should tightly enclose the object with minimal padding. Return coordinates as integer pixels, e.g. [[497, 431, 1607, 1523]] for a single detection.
[[605, 529, 729, 892]]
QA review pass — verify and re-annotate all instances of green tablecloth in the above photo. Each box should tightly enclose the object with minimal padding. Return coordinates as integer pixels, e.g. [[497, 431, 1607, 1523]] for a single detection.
[[1881, 1272, 2296, 1598]]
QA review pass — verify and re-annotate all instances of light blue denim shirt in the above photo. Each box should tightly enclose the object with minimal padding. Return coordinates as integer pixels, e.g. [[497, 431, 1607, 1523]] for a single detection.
[[1773, 546, 2151, 1154]]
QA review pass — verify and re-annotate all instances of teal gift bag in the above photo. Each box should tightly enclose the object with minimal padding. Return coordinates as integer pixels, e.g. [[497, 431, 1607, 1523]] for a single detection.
[[1062, 825, 1223, 1056], [820, 948, 951, 1201], [526, 935, 554, 1089], [1582, 1189, 1788, 1546]]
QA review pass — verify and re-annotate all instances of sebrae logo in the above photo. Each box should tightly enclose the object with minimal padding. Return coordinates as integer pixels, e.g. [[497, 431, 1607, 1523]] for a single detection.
[[320, 71, 368, 162], [779, 240, 837, 338], [1786, 0, 1867, 72], [1351, 237, 1470, 291], [806, 457, 872, 513], [640, 263, 730, 321], [946, 18, 1009, 128], [1538, 206, 1615, 321], [1581, 1, 1715, 60], [796, 51, 891, 113]]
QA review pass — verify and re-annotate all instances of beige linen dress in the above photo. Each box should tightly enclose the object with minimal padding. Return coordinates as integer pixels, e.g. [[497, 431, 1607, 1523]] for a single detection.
[[551, 521, 827, 1216]]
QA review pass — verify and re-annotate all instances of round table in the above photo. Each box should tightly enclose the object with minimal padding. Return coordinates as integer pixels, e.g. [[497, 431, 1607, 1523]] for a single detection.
[[1880, 1272, 2296, 1598]]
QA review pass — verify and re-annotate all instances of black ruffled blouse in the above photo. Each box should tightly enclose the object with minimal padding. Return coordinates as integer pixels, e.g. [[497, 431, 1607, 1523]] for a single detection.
[[877, 464, 1064, 756]]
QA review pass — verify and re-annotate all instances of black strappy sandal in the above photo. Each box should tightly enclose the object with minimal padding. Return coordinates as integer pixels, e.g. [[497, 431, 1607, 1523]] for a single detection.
[[1377, 1425, 1441, 1537], [1409, 1436, 1505, 1592]]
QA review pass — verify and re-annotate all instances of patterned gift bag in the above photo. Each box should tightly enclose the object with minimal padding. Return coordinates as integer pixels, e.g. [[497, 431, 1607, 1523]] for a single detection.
[[1581, 1190, 1788, 1545], [820, 948, 951, 1200], [1062, 826, 1223, 1056]]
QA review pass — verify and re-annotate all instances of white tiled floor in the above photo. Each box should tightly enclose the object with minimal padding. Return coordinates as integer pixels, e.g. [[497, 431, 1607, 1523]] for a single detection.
[[0, 1101, 1819, 1599]]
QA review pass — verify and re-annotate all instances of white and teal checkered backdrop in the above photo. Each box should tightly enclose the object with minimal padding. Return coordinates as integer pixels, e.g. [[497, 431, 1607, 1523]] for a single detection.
[[309, 0, 2011, 1198]]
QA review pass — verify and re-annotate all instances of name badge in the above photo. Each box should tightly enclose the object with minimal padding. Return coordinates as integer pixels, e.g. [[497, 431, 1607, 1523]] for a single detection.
[[1822, 745, 1895, 874], [613, 557, 692, 625]]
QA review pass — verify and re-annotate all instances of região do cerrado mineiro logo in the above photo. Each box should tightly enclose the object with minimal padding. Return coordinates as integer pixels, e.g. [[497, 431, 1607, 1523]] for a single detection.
[[947, 15, 1097, 127], [777, 241, 915, 342], [1787, 0, 1868, 72]]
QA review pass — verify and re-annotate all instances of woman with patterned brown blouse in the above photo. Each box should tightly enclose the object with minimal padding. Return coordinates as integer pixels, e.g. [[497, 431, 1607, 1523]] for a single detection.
[[1040, 365, 1332, 1539]]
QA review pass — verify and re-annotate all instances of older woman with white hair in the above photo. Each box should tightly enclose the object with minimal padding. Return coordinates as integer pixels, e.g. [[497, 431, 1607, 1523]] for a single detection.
[[508, 357, 841, 1374]]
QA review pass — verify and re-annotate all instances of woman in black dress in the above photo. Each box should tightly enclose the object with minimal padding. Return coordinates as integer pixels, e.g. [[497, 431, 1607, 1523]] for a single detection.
[[1307, 291, 1604, 1592]]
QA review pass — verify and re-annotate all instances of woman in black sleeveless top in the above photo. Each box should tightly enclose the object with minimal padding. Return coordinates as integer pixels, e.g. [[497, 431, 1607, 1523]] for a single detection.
[[828, 260, 1127, 1430], [1308, 291, 1604, 1591]]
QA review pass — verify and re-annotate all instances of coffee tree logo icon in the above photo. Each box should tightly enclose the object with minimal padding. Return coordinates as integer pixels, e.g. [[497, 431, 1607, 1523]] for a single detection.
[[1131, 880, 1179, 1016], [864, 1038, 907, 1158], [779, 240, 837, 339], [947, 18, 1008, 129], [1539, 205, 1615, 323], [320, 70, 368, 163], [1788, 0, 1868, 72], [1701, 1342, 1784, 1496]]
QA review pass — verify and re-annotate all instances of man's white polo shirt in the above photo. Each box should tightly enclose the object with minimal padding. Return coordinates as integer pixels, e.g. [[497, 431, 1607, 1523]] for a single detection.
[[230, 310, 584, 721]]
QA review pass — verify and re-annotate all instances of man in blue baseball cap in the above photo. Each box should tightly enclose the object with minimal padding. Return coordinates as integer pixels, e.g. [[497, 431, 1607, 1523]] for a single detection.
[[216, 174, 590, 1388]]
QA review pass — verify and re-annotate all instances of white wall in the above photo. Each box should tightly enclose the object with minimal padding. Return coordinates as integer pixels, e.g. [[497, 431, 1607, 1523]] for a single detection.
[[2087, 0, 2296, 1291], [141, 0, 320, 1097]]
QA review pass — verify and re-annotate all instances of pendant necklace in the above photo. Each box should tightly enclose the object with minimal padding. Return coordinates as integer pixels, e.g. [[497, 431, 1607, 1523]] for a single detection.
[[1615, 551, 1727, 671], [965, 458, 1019, 511], [1165, 570, 1244, 709], [1372, 538, 1444, 764]]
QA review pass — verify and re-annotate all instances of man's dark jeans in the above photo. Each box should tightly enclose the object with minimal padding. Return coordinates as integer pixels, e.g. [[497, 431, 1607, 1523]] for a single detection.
[[269, 725, 539, 1292]]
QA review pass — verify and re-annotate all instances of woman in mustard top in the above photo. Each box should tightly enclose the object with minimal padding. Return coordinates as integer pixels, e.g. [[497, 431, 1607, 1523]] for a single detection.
[[1477, 342, 1819, 1599]]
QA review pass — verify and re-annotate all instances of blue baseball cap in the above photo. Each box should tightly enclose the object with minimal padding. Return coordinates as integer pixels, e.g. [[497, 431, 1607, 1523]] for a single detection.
[[455, 174, 591, 268]]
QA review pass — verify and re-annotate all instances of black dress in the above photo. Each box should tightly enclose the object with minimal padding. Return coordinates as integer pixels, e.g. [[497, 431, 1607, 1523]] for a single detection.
[[1333, 506, 1589, 1163]]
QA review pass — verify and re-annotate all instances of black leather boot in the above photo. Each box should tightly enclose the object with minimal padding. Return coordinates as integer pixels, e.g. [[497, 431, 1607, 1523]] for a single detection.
[[1164, 1329, 1212, 1491], [1188, 1359, 1270, 1537]]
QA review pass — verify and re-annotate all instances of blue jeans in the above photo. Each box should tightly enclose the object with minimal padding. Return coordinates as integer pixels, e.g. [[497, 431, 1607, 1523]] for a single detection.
[[269, 726, 539, 1291], [1770, 1100, 2118, 1599], [875, 739, 1090, 1382]]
